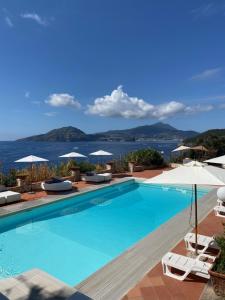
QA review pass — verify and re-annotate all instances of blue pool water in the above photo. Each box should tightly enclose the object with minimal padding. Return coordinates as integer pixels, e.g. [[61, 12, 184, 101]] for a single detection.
[[0, 180, 208, 286]]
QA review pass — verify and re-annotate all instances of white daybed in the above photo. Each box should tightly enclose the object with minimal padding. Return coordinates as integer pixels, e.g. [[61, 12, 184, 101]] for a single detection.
[[0, 191, 21, 205], [41, 179, 73, 191], [81, 172, 112, 183]]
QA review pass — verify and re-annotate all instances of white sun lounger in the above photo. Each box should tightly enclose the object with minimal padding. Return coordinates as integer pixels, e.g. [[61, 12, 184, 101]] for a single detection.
[[214, 205, 225, 218], [184, 233, 218, 254], [41, 180, 73, 191], [162, 252, 212, 281]]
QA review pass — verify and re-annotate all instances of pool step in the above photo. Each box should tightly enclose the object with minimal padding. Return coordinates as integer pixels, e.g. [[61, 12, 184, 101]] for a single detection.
[[0, 269, 77, 300]]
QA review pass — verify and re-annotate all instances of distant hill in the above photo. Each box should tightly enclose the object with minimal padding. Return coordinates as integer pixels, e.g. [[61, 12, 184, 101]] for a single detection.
[[17, 126, 87, 142], [96, 122, 198, 141], [185, 129, 225, 144], [17, 122, 198, 142], [184, 129, 225, 156]]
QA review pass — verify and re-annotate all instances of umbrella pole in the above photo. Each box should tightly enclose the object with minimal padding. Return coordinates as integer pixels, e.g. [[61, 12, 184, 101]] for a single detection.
[[194, 184, 198, 255], [29, 162, 35, 194]]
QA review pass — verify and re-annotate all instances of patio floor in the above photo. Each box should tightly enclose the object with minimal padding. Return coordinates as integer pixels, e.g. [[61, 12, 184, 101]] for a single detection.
[[122, 211, 224, 300], [20, 168, 170, 203]]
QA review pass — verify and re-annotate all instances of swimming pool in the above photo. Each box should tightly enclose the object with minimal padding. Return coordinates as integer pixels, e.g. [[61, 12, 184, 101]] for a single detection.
[[0, 180, 208, 286]]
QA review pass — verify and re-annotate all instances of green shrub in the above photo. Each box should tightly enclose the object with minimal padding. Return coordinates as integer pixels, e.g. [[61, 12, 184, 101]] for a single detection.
[[77, 161, 96, 173], [124, 148, 164, 167], [213, 223, 225, 274], [1, 169, 17, 187]]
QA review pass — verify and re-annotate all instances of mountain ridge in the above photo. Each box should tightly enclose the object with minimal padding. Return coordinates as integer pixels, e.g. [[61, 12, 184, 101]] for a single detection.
[[17, 122, 198, 142]]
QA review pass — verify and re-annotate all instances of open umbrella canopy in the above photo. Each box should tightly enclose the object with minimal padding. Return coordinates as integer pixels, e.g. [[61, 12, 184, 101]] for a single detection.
[[144, 161, 225, 254], [59, 152, 87, 158], [15, 155, 48, 193], [191, 145, 209, 152], [204, 155, 225, 165], [144, 161, 225, 186], [172, 145, 190, 152], [89, 150, 113, 156], [15, 155, 49, 163]]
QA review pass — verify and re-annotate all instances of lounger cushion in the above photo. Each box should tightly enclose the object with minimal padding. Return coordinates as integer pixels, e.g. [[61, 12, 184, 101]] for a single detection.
[[45, 177, 63, 184]]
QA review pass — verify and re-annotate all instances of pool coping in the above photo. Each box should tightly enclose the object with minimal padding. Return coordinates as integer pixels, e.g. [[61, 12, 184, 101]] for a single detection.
[[0, 179, 218, 300]]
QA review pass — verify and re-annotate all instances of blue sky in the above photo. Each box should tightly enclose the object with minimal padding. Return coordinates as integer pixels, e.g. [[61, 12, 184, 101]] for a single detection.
[[1, 0, 225, 140]]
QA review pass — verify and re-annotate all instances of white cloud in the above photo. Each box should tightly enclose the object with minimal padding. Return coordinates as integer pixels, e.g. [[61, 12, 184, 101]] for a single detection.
[[5, 16, 13, 27], [45, 93, 81, 109], [191, 3, 225, 18], [151, 102, 186, 119], [86, 86, 194, 120], [185, 104, 214, 114], [2, 8, 13, 27], [192, 3, 217, 17], [20, 13, 47, 26], [191, 68, 222, 80], [44, 112, 57, 117]]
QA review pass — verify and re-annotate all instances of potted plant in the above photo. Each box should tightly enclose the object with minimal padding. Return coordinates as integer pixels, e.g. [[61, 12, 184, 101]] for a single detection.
[[209, 222, 225, 297]]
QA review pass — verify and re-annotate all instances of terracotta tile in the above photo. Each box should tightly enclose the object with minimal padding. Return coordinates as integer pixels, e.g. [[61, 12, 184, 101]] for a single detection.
[[125, 297, 144, 300], [153, 285, 174, 300], [137, 276, 152, 287], [148, 276, 165, 287], [126, 286, 143, 298], [140, 286, 159, 300]]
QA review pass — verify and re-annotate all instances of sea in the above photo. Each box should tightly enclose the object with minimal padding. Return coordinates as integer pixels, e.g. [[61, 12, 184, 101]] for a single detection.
[[0, 140, 178, 173]]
